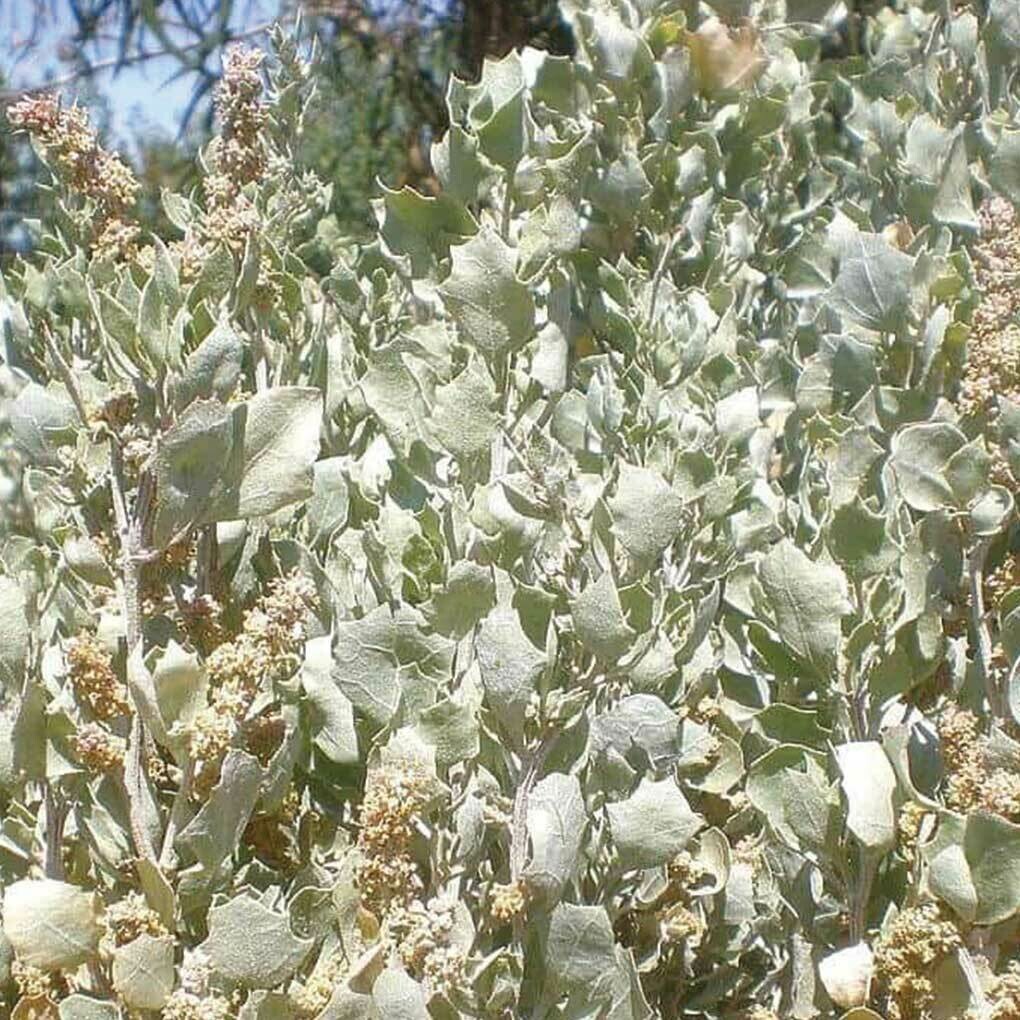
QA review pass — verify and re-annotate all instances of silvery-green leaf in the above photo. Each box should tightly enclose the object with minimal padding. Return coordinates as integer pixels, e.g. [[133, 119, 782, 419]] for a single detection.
[[607, 777, 702, 870], [476, 593, 545, 746], [746, 746, 838, 853], [302, 635, 358, 765], [969, 486, 1013, 537], [432, 124, 489, 205], [176, 749, 263, 870], [375, 185, 477, 275], [438, 226, 535, 356], [307, 457, 350, 549], [523, 772, 585, 903], [827, 499, 899, 578], [63, 535, 115, 588], [826, 231, 914, 333], [572, 572, 636, 662], [757, 540, 850, 680], [112, 934, 174, 1010], [358, 345, 432, 456], [175, 317, 243, 409], [137, 238, 184, 369], [608, 464, 685, 570], [925, 810, 1020, 924], [319, 987, 381, 1020], [588, 694, 684, 772], [890, 423, 988, 512], [3, 879, 102, 969], [990, 128, 1020, 206], [986, 0, 1020, 51], [152, 639, 206, 751], [545, 903, 618, 999], [0, 576, 29, 691], [151, 387, 322, 547], [202, 894, 312, 987], [423, 560, 495, 639], [9, 381, 77, 465], [371, 966, 430, 1020], [835, 742, 897, 853], [238, 991, 298, 1020], [428, 357, 499, 461], [333, 605, 453, 728], [818, 943, 873, 1011], [58, 997, 120, 1020], [412, 695, 479, 767]]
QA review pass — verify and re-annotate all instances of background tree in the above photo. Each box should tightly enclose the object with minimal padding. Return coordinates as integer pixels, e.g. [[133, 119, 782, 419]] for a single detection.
[[1, 0, 575, 239]]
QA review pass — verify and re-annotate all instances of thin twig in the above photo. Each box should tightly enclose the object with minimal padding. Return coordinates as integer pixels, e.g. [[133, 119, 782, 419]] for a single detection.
[[43, 784, 66, 879], [40, 322, 89, 424], [500, 168, 515, 242], [109, 437, 159, 863], [2, 20, 279, 101], [510, 733, 555, 882]]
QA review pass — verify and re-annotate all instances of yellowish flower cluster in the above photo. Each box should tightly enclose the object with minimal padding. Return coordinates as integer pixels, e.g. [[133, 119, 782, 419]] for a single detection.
[[66, 634, 130, 721], [489, 879, 529, 925], [657, 850, 708, 945], [387, 898, 466, 997], [984, 962, 1020, 1020], [897, 801, 930, 856], [873, 902, 961, 1020], [161, 991, 233, 1020], [6, 94, 140, 260], [209, 47, 269, 202], [958, 197, 1020, 423], [660, 903, 703, 944], [101, 891, 169, 954], [746, 1008, 780, 1020], [162, 949, 233, 1020], [72, 721, 125, 774], [938, 704, 1020, 821], [187, 575, 313, 782], [11, 959, 60, 1000], [289, 949, 346, 1016], [355, 760, 433, 915]]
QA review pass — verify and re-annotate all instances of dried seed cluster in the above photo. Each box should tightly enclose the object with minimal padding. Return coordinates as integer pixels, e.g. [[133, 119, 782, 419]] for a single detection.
[[66, 634, 130, 721], [187, 574, 314, 781], [983, 962, 1020, 1020], [289, 949, 346, 1016], [937, 704, 1020, 821], [489, 879, 529, 925], [355, 760, 433, 915], [6, 95, 140, 259], [873, 902, 962, 1020], [162, 949, 232, 1020], [958, 197, 1020, 421], [11, 960, 60, 1000], [387, 898, 466, 997], [897, 800, 929, 855], [73, 721, 125, 774], [161, 992, 232, 1020], [102, 891, 169, 952]]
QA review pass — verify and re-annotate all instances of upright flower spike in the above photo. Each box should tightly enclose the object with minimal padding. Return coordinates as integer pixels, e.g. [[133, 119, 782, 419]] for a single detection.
[[7, 94, 139, 258]]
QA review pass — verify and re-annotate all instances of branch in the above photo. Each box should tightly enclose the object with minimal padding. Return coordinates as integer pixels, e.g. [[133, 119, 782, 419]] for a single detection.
[[41, 322, 89, 424], [509, 733, 554, 882], [43, 784, 67, 879], [1, 18, 279, 104], [109, 437, 158, 864]]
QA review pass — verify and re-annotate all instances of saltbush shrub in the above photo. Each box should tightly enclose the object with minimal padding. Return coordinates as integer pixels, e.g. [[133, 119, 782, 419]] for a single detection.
[[4, 3, 1020, 1018]]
